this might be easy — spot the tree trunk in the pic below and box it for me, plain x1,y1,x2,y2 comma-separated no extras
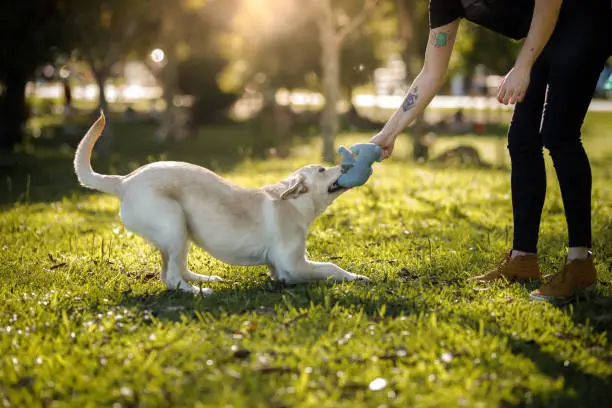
0,67,28,152
157,2,181,143
93,69,113,156
395,0,427,161
319,9,341,163
396,0,416,78
158,52,179,142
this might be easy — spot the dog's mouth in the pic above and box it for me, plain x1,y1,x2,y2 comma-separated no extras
327,166,350,194
327,179,347,194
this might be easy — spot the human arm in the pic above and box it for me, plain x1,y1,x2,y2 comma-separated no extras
497,0,562,104
371,20,459,159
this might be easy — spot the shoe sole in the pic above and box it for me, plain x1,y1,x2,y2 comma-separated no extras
469,275,541,283
529,283,597,304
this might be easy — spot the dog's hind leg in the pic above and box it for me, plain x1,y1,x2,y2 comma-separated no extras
160,251,169,282
120,195,211,295
180,249,224,283
164,239,212,295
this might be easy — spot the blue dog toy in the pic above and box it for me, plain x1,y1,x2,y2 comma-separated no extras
335,143,382,188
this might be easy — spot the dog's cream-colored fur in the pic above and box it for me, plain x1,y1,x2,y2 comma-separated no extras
74,112,368,294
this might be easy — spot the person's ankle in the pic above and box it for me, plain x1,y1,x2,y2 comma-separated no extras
511,249,536,259
567,247,591,262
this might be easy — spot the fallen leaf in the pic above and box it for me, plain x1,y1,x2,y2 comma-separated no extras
49,262,67,270
142,273,157,281
281,313,308,328
233,349,251,359
555,332,574,340
398,268,418,281
13,377,35,389
254,366,295,374
375,259,397,264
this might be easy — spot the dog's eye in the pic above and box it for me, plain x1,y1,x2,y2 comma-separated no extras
318,167,325,173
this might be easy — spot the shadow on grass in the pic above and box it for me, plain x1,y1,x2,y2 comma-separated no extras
503,337,612,408
22,255,595,407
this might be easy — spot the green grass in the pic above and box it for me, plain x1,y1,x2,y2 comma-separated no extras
1,112,612,407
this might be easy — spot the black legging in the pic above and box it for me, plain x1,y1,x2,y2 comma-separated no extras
508,0,612,253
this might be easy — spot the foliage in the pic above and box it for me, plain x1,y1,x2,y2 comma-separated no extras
450,21,522,76
0,1,66,74
219,0,392,95
149,0,241,132
0,0,70,150
177,56,239,125
392,0,429,79
62,0,157,76
218,0,320,92
1,112,612,407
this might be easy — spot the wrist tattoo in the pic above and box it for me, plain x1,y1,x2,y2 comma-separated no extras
432,31,449,48
402,87,419,112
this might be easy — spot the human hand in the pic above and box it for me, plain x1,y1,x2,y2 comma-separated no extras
497,64,531,105
370,132,395,160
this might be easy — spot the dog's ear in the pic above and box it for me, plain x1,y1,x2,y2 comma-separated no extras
280,173,309,200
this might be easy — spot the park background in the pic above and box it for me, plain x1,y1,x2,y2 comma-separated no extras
1,1,612,407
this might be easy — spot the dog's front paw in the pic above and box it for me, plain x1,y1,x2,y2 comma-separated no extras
352,274,370,282
174,281,213,296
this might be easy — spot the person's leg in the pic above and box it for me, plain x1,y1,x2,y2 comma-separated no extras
540,12,611,259
530,1,612,301
470,56,549,282
507,56,550,255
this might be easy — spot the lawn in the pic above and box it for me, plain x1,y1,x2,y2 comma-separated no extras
1,111,611,407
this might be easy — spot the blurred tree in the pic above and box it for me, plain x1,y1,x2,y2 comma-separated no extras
154,0,184,142
394,0,425,79
340,21,380,101
221,0,385,162
450,21,521,78
218,0,323,153
219,1,320,94
0,0,67,151
313,0,379,162
391,2,519,87
62,0,157,154
153,0,239,141
393,0,429,159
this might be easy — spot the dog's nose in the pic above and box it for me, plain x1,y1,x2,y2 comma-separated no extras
340,164,352,174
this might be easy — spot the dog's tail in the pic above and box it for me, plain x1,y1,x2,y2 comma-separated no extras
73,110,123,196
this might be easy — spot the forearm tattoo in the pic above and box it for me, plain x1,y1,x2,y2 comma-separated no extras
431,31,449,48
402,86,419,112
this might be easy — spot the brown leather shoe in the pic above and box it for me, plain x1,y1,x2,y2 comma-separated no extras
530,255,597,303
470,251,541,282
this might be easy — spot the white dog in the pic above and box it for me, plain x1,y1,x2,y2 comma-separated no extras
74,112,368,294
